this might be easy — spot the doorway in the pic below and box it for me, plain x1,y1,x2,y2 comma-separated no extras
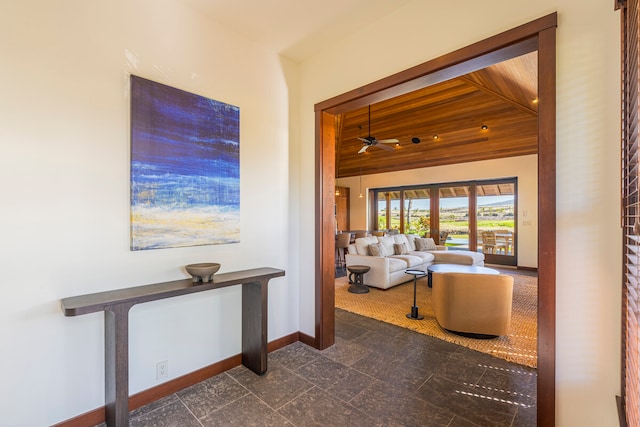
314,14,556,425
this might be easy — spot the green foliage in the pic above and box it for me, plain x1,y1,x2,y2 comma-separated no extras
439,219,514,234
377,202,513,235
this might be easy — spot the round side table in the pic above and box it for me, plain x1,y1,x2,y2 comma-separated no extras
347,265,370,294
405,269,427,320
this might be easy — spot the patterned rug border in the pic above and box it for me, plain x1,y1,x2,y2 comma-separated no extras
335,268,538,368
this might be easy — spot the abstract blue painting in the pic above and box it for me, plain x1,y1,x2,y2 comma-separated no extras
130,75,240,250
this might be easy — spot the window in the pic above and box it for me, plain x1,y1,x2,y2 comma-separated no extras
438,185,470,250
375,191,400,231
372,178,517,265
404,189,431,236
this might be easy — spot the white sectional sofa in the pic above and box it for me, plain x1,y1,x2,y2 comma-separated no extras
345,233,484,289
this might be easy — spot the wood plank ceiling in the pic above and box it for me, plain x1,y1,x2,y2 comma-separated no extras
335,52,538,178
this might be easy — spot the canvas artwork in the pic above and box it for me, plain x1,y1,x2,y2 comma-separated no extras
130,75,240,250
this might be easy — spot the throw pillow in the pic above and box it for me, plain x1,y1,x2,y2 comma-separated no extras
393,243,409,255
368,242,387,257
355,236,378,256
415,237,436,251
377,236,395,257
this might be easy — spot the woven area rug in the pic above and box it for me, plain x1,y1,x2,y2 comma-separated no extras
335,268,538,368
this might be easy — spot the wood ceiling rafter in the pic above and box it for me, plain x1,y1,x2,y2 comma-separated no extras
459,76,537,116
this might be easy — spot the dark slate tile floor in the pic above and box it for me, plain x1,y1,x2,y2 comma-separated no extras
99,309,536,426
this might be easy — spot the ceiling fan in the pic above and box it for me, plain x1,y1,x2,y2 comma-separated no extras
357,105,399,153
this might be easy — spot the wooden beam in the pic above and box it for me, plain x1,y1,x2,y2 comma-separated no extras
459,75,538,116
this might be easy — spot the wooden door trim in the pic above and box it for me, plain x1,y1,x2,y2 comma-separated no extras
314,13,557,426
535,24,557,426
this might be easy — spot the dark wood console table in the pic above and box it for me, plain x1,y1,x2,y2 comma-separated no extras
61,267,285,427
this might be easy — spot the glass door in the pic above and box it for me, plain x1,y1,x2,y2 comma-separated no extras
403,188,430,236
376,191,401,233
437,185,470,250
476,181,516,265
372,179,517,266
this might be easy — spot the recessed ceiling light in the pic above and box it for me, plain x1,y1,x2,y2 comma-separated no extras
481,125,488,130
432,135,439,140
532,98,539,104
411,137,421,144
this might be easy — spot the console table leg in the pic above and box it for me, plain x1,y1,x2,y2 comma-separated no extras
105,303,134,427
241,281,268,375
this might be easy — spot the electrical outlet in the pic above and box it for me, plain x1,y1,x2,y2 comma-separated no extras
156,360,168,380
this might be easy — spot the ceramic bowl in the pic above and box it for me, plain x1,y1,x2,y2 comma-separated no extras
185,263,221,283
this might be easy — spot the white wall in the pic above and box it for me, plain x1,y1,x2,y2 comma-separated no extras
0,1,296,425
298,1,621,425
337,155,538,268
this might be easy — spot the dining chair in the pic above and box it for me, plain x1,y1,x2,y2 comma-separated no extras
481,231,506,254
495,229,513,255
439,230,449,246
335,232,351,269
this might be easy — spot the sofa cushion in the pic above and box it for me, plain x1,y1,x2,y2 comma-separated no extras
393,234,410,247
368,242,388,257
389,254,425,268
377,236,395,256
393,243,409,255
405,234,419,251
407,251,435,263
355,236,378,255
388,257,409,273
416,237,437,251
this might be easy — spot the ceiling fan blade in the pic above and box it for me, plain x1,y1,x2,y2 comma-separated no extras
358,145,369,154
377,138,399,144
376,143,395,151
357,137,370,143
